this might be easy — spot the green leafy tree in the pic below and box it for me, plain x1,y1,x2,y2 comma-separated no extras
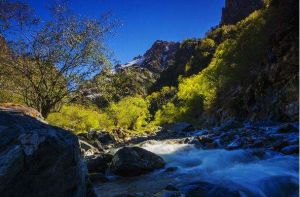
107,96,150,130
0,2,115,117
147,86,177,118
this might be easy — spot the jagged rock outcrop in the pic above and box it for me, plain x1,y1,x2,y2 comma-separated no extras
221,0,264,25
142,40,180,73
116,40,180,73
0,108,90,197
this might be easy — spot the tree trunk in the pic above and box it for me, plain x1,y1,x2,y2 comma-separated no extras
40,103,53,118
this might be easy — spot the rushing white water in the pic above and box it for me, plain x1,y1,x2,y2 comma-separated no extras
95,139,299,197
141,141,299,197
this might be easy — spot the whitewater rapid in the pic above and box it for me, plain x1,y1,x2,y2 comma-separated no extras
141,141,299,197
95,139,298,197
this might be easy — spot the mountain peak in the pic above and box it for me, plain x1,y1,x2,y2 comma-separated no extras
221,0,264,25
115,40,180,73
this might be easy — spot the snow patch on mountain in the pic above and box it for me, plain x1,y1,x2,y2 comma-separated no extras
117,56,145,69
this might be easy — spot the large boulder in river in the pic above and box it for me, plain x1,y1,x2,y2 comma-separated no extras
110,147,165,177
86,153,113,173
0,109,90,197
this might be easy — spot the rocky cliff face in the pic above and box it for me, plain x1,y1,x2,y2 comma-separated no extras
142,40,180,73
221,0,264,25
116,40,180,73
211,0,299,124
0,106,91,197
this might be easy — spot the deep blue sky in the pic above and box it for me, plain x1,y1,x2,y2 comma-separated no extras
26,0,225,64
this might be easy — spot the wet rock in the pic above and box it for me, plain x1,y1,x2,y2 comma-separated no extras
196,135,214,144
165,166,178,172
189,138,203,148
155,191,182,197
226,138,242,150
277,123,298,133
252,139,264,148
283,102,298,120
0,111,88,197
92,139,105,151
110,147,165,177
79,140,101,156
182,182,241,197
281,145,299,155
96,131,116,145
165,185,179,191
249,149,266,159
86,153,113,173
183,137,192,144
114,194,136,197
195,135,219,149
288,138,299,145
78,130,117,151
219,119,243,131
86,179,98,197
88,173,108,183
272,140,289,151
205,142,219,149
220,132,236,146
85,130,117,147
163,122,194,133
114,193,153,197
86,130,96,140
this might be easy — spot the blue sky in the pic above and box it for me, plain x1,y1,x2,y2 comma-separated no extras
27,0,225,64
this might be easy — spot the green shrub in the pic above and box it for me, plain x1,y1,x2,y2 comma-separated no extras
146,86,177,118
154,102,179,124
47,104,113,134
107,96,150,130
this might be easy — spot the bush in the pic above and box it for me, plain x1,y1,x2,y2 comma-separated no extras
154,102,179,124
146,86,177,118
46,104,113,134
107,96,150,130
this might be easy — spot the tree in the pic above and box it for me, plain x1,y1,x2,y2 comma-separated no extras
107,96,150,130
80,66,155,109
0,2,115,117
0,1,37,103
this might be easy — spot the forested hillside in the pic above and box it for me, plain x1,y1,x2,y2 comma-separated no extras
0,0,298,135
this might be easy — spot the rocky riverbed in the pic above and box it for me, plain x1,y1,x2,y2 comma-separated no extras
0,106,298,197
80,121,299,197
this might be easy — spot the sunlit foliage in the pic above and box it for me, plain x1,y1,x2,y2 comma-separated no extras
146,86,177,118
47,104,113,134
107,96,150,130
155,8,275,125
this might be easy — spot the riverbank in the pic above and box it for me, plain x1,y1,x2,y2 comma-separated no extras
81,121,299,197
